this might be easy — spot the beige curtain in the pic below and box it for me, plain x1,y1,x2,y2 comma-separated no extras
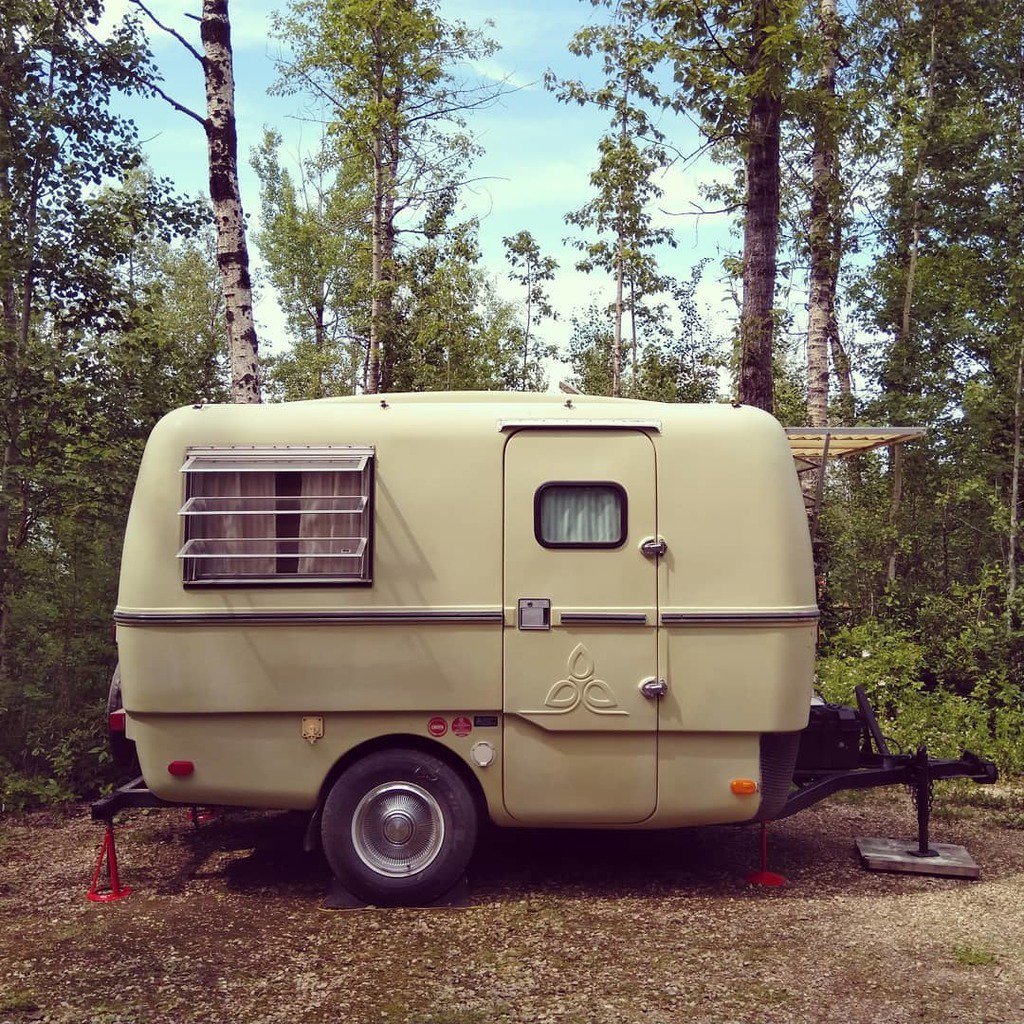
298,470,368,577
189,471,276,578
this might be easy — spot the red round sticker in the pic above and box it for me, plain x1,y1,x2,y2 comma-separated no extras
427,716,448,737
451,716,472,738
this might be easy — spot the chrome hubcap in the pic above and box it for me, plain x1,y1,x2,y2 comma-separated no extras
351,782,445,877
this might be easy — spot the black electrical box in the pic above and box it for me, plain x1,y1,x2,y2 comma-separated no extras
796,702,867,770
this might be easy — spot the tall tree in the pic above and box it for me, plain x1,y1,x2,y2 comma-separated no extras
502,230,558,391
392,217,526,391
656,0,800,411
128,0,260,402
804,0,839,431
251,129,369,399
0,2,195,674
549,0,673,397
566,266,717,401
273,0,504,394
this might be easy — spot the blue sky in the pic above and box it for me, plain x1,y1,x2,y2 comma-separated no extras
102,0,739,378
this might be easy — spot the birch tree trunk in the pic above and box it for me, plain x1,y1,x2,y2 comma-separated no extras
378,132,399,392
739,0,782,414
367,124,383,394
806,0,839,432
201,0,260,403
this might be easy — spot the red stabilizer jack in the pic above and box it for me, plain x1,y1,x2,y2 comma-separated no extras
747,822,788,888
87,821,133,903
186,806,219,827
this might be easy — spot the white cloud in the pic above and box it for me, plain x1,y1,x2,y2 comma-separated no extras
468,58,534,91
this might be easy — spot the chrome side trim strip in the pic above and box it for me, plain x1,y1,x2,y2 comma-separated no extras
559,613,648,625
661,609,820,626
114,609,504,627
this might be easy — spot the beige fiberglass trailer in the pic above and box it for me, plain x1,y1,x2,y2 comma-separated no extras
100,392,995,905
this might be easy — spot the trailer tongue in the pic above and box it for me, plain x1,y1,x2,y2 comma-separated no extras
780,684,997,873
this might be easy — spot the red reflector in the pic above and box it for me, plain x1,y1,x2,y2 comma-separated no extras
167,760,194,777
108,710,126,733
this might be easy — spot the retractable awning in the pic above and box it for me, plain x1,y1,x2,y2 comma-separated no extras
785,426,926,531
785,427,926,475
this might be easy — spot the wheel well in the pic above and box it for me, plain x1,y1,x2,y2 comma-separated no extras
309,734,489,849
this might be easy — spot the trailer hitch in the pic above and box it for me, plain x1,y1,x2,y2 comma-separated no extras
783,687,998,859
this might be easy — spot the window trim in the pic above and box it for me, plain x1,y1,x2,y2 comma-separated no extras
533,481,628,550
179,446,375,588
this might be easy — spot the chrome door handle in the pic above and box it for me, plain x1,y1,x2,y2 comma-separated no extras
640,537,667,558
640,678,668,699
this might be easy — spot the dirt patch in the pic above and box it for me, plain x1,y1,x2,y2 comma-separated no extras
1,788,1023,1024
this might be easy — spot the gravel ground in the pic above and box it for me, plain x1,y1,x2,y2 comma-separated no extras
1,786,1023,1024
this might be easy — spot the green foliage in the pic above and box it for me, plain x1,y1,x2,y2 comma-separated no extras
502,230,559,391
549,0,681,391
817,617,1024,774
566,264,720,401
272,0,506,392
391,218,527,391
251,129,367,399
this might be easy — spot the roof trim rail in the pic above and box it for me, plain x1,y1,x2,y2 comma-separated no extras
497,418,661,432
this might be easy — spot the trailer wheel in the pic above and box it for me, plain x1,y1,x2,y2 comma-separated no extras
321,748,477,906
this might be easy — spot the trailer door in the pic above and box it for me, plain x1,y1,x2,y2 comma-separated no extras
502,429,659,824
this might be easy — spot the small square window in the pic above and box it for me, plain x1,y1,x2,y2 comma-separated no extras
534,482,627,549
178,446,374,585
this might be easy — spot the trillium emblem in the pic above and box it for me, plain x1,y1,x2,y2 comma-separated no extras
526,644,627,716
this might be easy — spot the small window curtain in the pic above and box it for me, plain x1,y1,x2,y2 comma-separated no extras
297,471,369,576
188,472,276,578
540,486,622,545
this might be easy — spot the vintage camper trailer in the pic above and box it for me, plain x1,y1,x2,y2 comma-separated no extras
105,392,991,906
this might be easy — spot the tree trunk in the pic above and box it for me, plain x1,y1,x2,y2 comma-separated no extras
612,235,624,398
739,0,782,414
522,259,532,390
0,15,51,673
886,443,903,584
884,22,935,582
630,277,638,397
367,120,383,395
201,0,260,404
1007,40,1024,628
806,0,838,431
1008,332,1023,622
379,150,399,392
611,97,628,399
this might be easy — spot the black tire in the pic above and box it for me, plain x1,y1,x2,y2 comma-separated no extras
107,665,138,770
321,747,478,907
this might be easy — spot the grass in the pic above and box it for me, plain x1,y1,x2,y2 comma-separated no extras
0,990,39,1014
952,944,998,967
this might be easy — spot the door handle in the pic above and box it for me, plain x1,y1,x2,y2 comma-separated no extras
640,537,667,558
639,678,668,699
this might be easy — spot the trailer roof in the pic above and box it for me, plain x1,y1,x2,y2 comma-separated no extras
786,427,926,474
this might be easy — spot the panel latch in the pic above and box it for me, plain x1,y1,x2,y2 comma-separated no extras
518,598,551,630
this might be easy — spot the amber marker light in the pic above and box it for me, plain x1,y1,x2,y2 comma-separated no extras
730,778,758,795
